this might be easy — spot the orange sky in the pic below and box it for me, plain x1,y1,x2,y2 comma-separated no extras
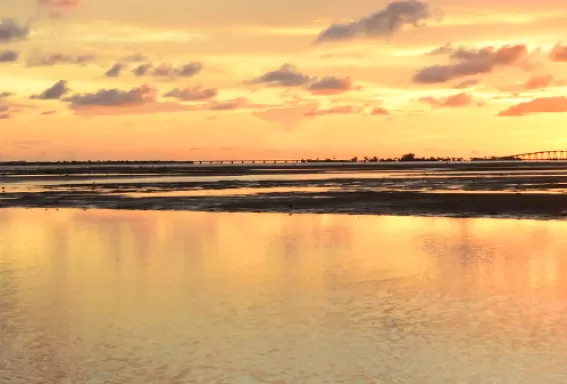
1,0,567,160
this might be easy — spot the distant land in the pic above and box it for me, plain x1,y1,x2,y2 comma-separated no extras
0,153,526,165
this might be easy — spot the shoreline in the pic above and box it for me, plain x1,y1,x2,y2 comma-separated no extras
2,191,567,220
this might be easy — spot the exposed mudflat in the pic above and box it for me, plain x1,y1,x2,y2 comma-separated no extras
2,161,567,219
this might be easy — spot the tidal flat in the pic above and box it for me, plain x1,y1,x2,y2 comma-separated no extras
3,161,567,219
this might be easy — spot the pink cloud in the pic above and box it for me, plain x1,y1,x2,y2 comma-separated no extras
523,74,553,90
38,0,80,9
371,107,389,115
497,97,567,116
418,92,477,108
550,44,567,62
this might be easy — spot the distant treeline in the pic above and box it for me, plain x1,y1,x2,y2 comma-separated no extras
0,160,195,165
1,154,523,165
301,153,468,163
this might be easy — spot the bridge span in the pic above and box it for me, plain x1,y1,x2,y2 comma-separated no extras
193,159,304,165
506,151,567,161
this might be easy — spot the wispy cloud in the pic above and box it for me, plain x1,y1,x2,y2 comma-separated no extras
0,49,18,62
30,80,70,100
315,0,441,43
418,92,480,108
105,63,125,77
0,18,30,44
249,64,312,87
163,86,218,101
65,85,157,106
413,44,529,84
27,53,96,67
132,62,203,78
309,77,360,95
498,97,567,116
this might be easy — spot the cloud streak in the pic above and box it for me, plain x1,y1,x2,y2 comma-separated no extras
413,44,529,84
0,49,18,62
132,62,202,78
105,63,125,77
250,65,361,95
249,64,312,87
0,18,30,44
497,97,567,116
309,77,360,95
315,0,441,43
27,53,95,67
65,85,157,106
418,92,478,108
163,86,218,101
31,80,70,100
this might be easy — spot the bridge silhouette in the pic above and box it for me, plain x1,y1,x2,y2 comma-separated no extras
504,151,567,161
193,159,303,165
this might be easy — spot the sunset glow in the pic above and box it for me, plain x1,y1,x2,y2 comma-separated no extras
2,0,567,160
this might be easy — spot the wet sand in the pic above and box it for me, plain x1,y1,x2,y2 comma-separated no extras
3,161,567,219
2,190,567,219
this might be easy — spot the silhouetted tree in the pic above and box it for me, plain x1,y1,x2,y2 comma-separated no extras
400,153,416,161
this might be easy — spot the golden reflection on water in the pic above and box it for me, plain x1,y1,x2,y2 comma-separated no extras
2,209,567,383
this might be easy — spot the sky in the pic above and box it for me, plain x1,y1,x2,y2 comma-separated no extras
1,0,567,161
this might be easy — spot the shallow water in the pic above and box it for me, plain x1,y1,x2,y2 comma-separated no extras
2,209,567,383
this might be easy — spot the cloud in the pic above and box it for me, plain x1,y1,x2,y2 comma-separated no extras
418,92,477,108
132,63,152,76
453,79,479,89
315,0,441,43
176,62,202,77
0,92,13,98
497,97,567,116
121,53,149,62
27,53,95,67
0,18,30,43
309,76,360,95
523,74,553,90
304,105,357,116
207,97,267,111
64,84,197,115
70,102,193,116
549,44,567,62
0,113,11,119
0,49,18,62
413,44,528,84
65,84,157,106
40,110,57,115
38,0,81,8
132,62,202,78
427,43,453,55
163,86,218,101
249,64,312,87
30,80,70,100
250,65,360,96
105,63,125,77
371,107,390,115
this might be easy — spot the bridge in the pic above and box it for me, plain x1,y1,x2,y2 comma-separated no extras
505,151,567,161
193,159,304,165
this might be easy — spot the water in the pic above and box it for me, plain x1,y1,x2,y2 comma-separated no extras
2,209,567,383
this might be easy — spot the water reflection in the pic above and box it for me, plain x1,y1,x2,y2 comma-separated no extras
2,209,567,383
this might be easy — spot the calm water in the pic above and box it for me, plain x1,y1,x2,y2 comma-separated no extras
2,209,567,383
